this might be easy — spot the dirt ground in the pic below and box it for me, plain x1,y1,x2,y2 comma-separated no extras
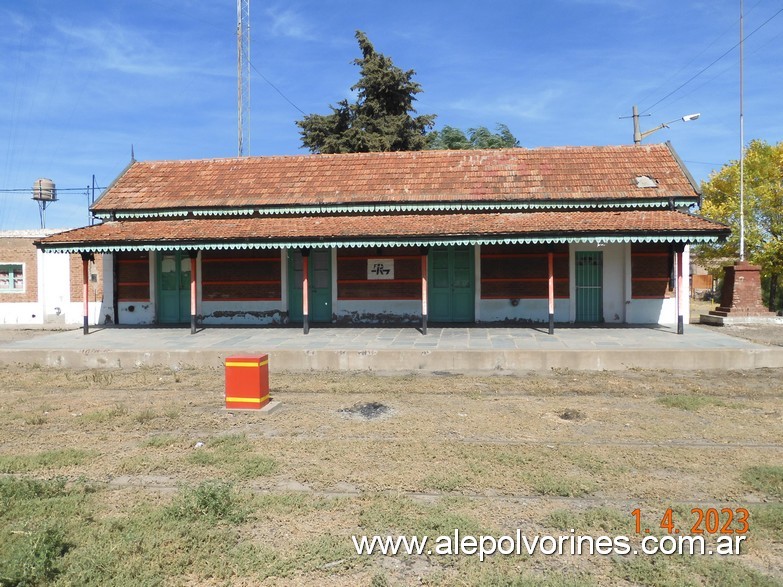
0,364,781,585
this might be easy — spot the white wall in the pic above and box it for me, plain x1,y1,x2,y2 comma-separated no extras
1,251,106,326
201,301,287,325
479,299,569,323
0,302,45,325
334,300,421,324
625,246,690,325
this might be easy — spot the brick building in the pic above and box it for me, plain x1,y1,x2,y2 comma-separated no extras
36,144,729,333
1,230,104,325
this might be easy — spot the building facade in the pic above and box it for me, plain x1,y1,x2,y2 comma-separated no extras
36,145,729,332
1,230,104,325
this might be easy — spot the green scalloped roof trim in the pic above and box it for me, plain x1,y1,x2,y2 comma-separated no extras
41,233,722,254
93,198,698,220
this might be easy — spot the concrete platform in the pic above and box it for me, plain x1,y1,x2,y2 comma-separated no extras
1,323,781,372
700,313,783,326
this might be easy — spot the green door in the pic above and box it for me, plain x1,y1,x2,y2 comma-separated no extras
158,252,191,324
575,251,603,323
428,246,474,322
288,250,332,323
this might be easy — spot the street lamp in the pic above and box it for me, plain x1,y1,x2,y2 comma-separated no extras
628,105,700,144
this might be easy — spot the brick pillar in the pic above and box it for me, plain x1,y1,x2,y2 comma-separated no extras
710,261,775,318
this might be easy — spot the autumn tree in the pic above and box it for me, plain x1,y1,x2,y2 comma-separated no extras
296,31,435,153
696,139,783,310
427,124,520,150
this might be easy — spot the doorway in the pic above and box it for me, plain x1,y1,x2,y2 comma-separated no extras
575,251,603,322
157,252,191,324
428,246,475,322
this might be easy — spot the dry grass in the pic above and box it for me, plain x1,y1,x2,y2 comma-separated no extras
0,366,782,585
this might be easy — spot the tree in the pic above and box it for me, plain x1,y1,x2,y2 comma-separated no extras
696,139,783,310
427,124,520,150
296,31,436,153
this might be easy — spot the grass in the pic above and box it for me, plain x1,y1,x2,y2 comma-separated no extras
546,507,631,534
656,394,726,411
185,433,279,480
23,413,48,426
422,473,466,492
749,504,783,540
741,465,783,498
616,556,780,587
528,473,596,498
133,408,158,425
0,449,95,473
0,367,782,584
141,434,180,448
166,481,246,523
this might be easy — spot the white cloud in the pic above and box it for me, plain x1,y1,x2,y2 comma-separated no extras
265,7,316,41
0,8,31,33
52,21,229,78
446,87,567,122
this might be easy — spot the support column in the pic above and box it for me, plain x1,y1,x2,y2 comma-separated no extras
420,247,428,335
675,244,685,335
80,252,94,335
189,250,198,334
548,249,555,335
302,249,310,335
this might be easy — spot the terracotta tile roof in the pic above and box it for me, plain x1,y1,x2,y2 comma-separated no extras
92,145,699,212
39,210,728,248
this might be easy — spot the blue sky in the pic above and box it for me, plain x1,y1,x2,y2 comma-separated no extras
1,0,781,230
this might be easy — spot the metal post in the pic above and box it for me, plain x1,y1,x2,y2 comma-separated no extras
80,252,93,335
189,251,198,334
302,250,310,334
421,249,428,335
739,0,746,262
548,249,555,334
675,246,684,335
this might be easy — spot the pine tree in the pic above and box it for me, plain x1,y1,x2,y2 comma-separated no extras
296,31,435,153
427,124,520,150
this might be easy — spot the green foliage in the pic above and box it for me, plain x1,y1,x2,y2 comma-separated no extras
696,139,783,308
0,526,69,586
428,123,520,150
657,394,726,411
166,482,246,523
296,31,435,153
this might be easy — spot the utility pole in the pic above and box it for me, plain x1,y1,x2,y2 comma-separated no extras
739,0,746,261
632,105,643,145
237,0,250,156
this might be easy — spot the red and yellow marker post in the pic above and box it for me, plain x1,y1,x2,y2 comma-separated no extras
224,354,270,410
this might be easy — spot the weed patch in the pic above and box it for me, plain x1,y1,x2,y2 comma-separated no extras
0,449,95,473
656,394,725,411
742,465,783,498
166,482,246,523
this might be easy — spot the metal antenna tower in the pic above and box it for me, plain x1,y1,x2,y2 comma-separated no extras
237,0,250,156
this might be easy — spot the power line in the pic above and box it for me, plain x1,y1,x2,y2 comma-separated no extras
247,58,306,115
634,0,765,112
0,187,106,193
641,6,783,114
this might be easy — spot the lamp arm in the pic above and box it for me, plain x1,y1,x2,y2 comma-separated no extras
639,123,670,141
